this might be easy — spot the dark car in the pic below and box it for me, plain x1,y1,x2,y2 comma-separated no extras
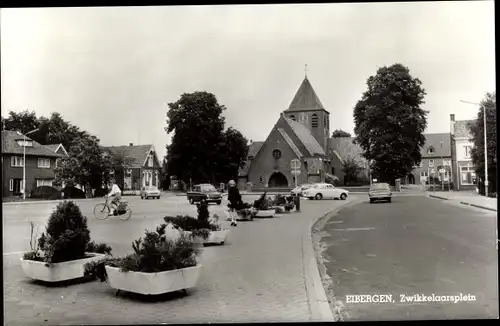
369,183,392,203
187,184,222,205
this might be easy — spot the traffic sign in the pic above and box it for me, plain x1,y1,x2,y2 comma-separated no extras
290,159,301,170
291,170,301,176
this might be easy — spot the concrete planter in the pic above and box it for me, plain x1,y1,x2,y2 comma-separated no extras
105,264,202,295
255,209,276,218
20,252,106,282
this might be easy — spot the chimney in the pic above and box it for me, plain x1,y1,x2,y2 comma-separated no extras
450,114,455,135
129,143,133,146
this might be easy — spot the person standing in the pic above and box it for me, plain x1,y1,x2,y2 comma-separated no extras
227,180,242,226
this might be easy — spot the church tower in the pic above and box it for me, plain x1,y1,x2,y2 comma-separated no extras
283,75,330,152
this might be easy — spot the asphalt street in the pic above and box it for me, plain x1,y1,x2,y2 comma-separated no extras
318,195,498,321
3,193,358,324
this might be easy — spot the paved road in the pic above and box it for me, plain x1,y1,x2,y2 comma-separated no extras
317,195,498,321
3,194,360,325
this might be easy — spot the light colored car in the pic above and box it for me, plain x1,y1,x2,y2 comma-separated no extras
140,186,161,199
302,183,349,200
291,183,313,196
369,183,392,203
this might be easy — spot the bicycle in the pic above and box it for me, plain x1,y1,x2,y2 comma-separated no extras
94,197,132,220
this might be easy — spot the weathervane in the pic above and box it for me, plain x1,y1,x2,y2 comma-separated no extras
305,64,308,78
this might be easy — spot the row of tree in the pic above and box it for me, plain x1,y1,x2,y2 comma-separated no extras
1,111,128,195
165,91,249,187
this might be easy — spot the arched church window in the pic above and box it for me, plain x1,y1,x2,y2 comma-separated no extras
290,115,296,121
428,146,435,155
312,114,318,128
324,116,327,128
304,161,308,172
331,167,335,175
272,149,282,159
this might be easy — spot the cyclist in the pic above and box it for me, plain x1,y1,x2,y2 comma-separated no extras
106,179,122,215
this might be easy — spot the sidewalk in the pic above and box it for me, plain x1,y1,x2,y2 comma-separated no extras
3,198,358,324
428,191,497,212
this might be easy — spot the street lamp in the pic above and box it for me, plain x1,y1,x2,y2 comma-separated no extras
460,100,488,197
23,128,39,200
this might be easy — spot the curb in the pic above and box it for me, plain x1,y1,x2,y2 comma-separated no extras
428,194,449,200
459,201,497,212
2,198,98,206
302,199,362,322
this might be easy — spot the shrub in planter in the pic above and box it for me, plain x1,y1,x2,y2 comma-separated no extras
253,192,273,210
275,206,284,214
163,201,220,240
84,224,202,295
21,201,112,282
272,194,287,206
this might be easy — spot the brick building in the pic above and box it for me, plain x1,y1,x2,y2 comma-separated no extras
237,76,367,190
450,114,477,191
1,130,67,198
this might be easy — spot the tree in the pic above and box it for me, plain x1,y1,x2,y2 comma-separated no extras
1,110,40,134
331,129,351,138
468,92,497,195
353,63,428,183
165,91,248,186
214,127,249,182
342,156,363,185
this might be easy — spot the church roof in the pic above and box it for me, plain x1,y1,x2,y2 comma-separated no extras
284,117,325,156
285,77,325,112
238,141,264,177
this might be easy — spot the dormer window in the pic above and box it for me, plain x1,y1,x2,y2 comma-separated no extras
290,115,296,121
248,156,254,160
427,146,435,155
16,140,33,147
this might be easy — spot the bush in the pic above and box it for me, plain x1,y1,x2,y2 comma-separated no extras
163,213,219,240
62,186,86,199
23,201,112,264
196,200,210,223
273,194,287,206
30,186,61,200
253,192,273,210
84,224,201,282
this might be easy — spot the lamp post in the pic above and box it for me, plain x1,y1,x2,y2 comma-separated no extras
23,128,39,199
460,100,488,197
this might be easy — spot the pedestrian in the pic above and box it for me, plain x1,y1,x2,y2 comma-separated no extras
227,180,242,227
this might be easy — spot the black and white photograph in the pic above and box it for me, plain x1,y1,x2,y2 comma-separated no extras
1,1,497,324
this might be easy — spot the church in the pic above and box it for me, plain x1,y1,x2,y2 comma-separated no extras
237,75,370,190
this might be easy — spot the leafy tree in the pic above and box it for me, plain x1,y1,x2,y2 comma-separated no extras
331,129,351,138
1,110,40,134
342,156,363,185
468,92,497,194
353,63,428,183
166,91,248,185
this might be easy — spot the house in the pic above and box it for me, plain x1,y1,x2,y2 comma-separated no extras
450,114,477,190
1,130,68,198
238,76,335,190
101,143,162,191
409,133,452,186
328,137,370,185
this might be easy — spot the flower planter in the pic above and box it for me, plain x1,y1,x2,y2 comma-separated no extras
255,209,276,218
236,209,254,221
105,264,202,295
20,252,106,282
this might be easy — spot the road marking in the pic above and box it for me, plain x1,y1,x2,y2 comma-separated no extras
328,221,344,224
331,228,376,231
3,251,26,256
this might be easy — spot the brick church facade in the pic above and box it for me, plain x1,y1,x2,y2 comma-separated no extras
238,76,369,190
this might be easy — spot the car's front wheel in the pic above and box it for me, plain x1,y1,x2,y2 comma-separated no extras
387,198,392,203
315,193,323,200
340,193,347,200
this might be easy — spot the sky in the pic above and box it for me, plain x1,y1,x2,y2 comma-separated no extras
1,2,495,158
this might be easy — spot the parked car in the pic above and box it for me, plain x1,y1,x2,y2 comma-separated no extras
369,182,392,203
187,184,222,205
291,183,313,196
140,186,161,199
302,183,349,200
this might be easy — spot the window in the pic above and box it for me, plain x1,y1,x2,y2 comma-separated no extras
331,167,335,175
290,115,296,121
248,155,254,160
312,114,318,128
464,145,472,158
11,156,24,167
16,140,33,147
36,179,53,187
272,149,281,159
427,146,435,155
38,158,51,168
148,155,153,167
420,171,428,177
443,159,451,166
9,179,13,191
428,159,434,167
324,116,327,128
460,165,476,185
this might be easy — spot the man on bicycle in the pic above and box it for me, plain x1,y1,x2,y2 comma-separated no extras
106,179,122,215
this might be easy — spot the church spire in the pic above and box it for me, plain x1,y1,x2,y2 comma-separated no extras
285,73,325,112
